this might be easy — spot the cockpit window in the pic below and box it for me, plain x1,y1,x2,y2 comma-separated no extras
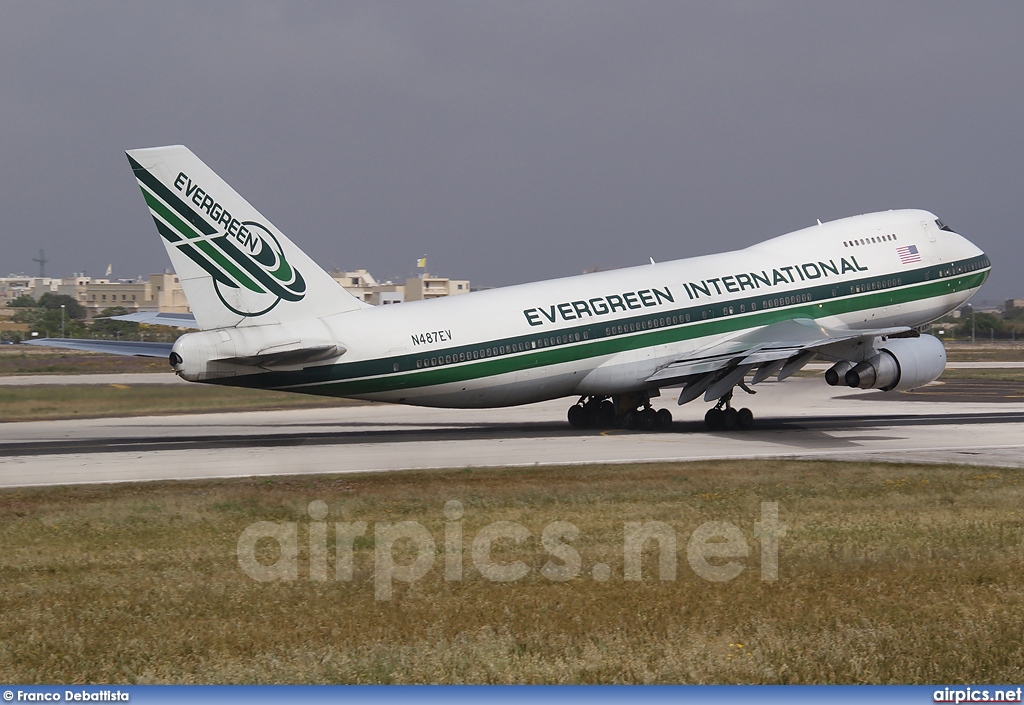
935,219,956,233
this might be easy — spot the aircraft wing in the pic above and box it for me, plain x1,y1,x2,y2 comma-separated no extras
647,318,913,402
22,337,344,369
108,311,199,328
22,338,175,358
19,313,195,359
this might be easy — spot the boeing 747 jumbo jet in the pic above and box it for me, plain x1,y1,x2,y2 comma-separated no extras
32,146,991,431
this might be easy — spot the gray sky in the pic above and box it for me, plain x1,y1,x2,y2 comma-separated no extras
2,2,1021,300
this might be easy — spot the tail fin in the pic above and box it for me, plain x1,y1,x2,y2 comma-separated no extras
126,145,367,330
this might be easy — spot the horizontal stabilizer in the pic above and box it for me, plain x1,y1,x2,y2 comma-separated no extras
23,338,174,358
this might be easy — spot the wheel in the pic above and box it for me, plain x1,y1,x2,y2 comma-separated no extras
704,408,723,431
637,408,657,431
582,403,601,428
598,400,616,428
737,407,754,430
722,407,739,431
655,408,673,430
567,404,586,428
618,410,637,430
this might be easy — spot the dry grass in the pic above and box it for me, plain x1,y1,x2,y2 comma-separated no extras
1,460,1022,684
936,368,1024,383
0,385,362,422
944,341,1024,362
0,347,168,375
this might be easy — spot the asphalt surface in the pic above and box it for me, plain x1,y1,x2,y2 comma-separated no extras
2,376,1024,488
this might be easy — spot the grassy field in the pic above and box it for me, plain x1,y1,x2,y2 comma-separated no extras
0,384,361,422
0,346,169,375
1,460,1022,684
935,368,1024,383
944,341,1024,362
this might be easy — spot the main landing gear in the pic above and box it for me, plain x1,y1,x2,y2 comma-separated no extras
703,391,754,432
567,394,673,431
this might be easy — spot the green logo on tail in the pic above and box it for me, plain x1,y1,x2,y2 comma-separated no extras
129,156,306,317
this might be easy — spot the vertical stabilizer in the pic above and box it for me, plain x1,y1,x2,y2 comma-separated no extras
127,145,367,330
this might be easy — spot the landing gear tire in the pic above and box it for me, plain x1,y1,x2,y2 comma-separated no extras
570,394,673,432
704,408,723,431
637,407,657,431
655,408,673,430
568,404,586,428
618,410,637,430
737,407,754,430
705,406,754,432
722,407,739,431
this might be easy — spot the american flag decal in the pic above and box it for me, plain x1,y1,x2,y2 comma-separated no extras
896,244,921,264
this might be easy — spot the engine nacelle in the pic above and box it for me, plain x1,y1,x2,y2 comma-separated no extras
169,322,342,381
843,334,946,391
825,360,854,386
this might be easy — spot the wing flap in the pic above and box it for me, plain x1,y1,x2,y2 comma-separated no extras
647,319,912,387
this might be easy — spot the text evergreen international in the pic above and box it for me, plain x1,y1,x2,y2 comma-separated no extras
522,256,868,326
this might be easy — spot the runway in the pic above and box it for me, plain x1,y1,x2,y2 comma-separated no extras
2,376,1024,488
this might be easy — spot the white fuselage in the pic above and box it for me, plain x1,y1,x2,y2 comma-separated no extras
187,210,987,408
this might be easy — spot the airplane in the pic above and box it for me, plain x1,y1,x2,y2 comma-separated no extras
30,145,991,431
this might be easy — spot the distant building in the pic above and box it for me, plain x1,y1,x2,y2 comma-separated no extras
404,273,470,301
0,272,189,320
0,275,56,304
330,269,470,305
149,273,190,314
74,278,149,318
4,264,471,318
1006,299,1024,311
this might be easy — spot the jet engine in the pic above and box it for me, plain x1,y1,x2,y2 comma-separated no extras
833,334,946,391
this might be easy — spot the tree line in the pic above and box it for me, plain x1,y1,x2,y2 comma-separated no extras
2,294,182,343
